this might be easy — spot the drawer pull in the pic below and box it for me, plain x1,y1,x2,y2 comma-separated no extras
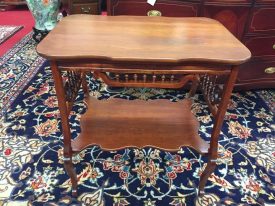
81,7,91,14
147,10,162,16
265,67,275,74
273,44,275,50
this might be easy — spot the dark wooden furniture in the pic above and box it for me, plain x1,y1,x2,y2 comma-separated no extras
0,0,26,11
66,0,101,14
36,15,251,196
107,0,275,90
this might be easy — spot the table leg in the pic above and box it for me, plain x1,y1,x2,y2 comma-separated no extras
198,66,239,195
188,75,200,98
50,61,78,196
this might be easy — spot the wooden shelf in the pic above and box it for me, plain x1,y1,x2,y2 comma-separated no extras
72,96,209,153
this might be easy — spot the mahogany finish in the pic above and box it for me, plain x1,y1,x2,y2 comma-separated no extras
37,15,250,64
238,59,275,89
108,0,200,17
37,15,251,197
107,0,275,90
244,35,275,57
203,5,249,39
66,0,101,14
0,0,25,11
73,97,209,153
249,6,275,33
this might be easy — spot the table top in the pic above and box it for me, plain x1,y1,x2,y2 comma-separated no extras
37,15,251,65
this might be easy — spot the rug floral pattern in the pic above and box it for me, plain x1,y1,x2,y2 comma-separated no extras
0,34,274,206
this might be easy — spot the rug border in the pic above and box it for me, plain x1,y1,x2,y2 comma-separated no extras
0,32,32,64
256,90,275,114
0,25,24,45
0,32,45,119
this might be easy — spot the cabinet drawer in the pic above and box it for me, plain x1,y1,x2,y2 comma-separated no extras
255,0,275,4
204,0,252,5
249,7,275,33
72,0,97,4
203,5,249,39
71,2,99,14
244,36,275,57
238,60,275,82
108,0,199,17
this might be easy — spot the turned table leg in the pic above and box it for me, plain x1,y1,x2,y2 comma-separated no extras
50,61,78,196
188,75,200,98
198,66,239,195
64,156,78,196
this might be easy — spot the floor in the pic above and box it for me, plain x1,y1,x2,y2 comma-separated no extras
0,6,33,56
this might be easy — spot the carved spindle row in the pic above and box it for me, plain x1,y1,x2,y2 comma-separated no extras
109,73,179,84
64,71,82,102
200,74,221,105
210,75,217,103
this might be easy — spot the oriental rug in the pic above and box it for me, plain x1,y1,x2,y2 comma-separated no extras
0,25,23,45
0,34,274,206
0,32,45,118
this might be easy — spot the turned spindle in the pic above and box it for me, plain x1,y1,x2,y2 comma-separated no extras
115,74,120,82
134,74,138,82
201,74,207,89
205,75,210,95
207,77,213,97
153,74,156,83
170,75,174,82
210,75,218,103
161,75,165,83
143,74,147,82
125,74,129,82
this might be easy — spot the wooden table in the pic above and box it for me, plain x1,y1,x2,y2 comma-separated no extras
36,15,251,197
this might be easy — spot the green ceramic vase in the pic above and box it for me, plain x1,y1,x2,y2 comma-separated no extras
26,0,60,31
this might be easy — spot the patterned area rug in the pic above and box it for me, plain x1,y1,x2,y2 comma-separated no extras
0,25,23,45
256,90,275,114
1,35,274,206
0,33,45,118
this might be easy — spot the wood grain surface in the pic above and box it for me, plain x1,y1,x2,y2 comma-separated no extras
37,15,251,65
72,97,209,153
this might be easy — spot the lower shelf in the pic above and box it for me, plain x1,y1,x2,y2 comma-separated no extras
72,96,209,154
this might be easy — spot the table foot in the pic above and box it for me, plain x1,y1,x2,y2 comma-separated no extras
198,159,217,194
64,157,78,196
198,190,205,197
72,189,78,197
